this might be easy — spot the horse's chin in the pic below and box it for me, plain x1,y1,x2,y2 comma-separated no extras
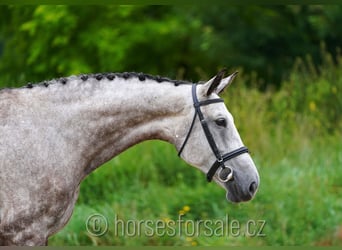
225,189,255,203
226,191,241,203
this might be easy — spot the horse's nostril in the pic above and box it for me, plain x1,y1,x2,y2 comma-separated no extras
249,181,257,194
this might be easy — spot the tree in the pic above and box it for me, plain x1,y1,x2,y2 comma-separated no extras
1,5,341,88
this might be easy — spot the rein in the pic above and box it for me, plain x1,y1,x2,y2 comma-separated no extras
178,84,249,182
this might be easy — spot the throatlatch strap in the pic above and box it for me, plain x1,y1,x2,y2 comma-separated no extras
177,111,197,157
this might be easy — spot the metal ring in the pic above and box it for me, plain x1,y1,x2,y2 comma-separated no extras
217,166,234,183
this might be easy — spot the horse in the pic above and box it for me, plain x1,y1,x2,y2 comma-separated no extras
0,70,259,245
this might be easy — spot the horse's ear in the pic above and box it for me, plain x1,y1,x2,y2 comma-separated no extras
202,69,238,96
215,71,238,94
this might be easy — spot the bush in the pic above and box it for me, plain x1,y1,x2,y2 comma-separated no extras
274,44,342,134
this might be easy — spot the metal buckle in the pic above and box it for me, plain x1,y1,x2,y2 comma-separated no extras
217,166,234,183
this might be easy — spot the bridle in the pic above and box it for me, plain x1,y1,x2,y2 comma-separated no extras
178,84,249,183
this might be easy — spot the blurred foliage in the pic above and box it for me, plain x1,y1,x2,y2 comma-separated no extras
1,5,342,87
0,5,205,85
275,43,342,133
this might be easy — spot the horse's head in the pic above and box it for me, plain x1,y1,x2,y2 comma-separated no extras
177,70,259,202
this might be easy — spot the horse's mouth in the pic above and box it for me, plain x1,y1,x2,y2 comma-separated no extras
226,190,253,203
225,180,258,203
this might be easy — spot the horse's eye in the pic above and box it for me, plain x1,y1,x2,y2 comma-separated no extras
215,118,227,127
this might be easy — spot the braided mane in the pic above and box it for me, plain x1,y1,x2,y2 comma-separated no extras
22,72,191,89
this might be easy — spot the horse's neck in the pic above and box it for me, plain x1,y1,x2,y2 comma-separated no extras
28,77,190,175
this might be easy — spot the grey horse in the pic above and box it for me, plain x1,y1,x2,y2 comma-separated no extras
0,71,259,245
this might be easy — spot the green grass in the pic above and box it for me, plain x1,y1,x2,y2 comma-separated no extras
49,135,342,246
